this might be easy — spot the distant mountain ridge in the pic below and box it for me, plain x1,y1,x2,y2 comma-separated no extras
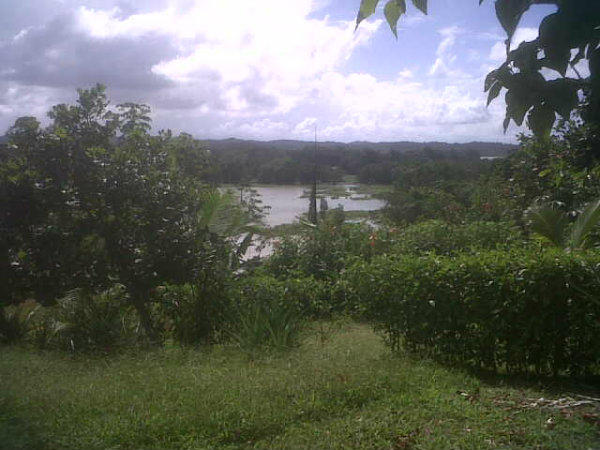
0,134,518,157
201,138,517,157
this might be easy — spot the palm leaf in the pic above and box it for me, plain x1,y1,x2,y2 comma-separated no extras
569,198,600,250
527,205,569,248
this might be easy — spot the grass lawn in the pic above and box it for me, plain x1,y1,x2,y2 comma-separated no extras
1,322,598,449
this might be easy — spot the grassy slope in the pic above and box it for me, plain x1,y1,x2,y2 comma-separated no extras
1,323,598,450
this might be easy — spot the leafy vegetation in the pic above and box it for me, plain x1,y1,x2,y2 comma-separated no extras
527,198,600,250
205,139,499,185
2,81,600,447
0,85,231,343
392,219,524,255
356,0,600,136
345,249,600,376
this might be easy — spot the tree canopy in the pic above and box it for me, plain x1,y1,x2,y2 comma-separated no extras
0,84,225,340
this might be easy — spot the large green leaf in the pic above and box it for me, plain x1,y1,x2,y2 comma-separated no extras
538,13,570,75
544,79,579,118
487,81,502,106
526,205,568,248
505,89,531,126
508,40,540,72
484,71,497,92
569,198,600,250
527,104,555,137
384,0,406,37
495,0,532,40
411,0,427,14
356,0,380,28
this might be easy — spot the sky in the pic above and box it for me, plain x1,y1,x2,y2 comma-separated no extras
0,0,558,143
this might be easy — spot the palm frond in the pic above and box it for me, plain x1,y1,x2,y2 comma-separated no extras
526,205,569,248
198,189,226,231
569,198,600,250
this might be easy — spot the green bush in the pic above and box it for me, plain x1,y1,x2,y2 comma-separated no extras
0,300,39,344
265,222,393,280
35,286,137,352
393,220,525,256
228,276,304,352
384,187,465,224
158,279,229,345
344,249,600,376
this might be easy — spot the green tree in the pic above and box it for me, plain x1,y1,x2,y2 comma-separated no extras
356,0,600,136
1,85,223,342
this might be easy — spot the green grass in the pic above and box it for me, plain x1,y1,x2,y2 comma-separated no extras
300,184,352,199
299,183,392,200
1,322,598,449
348,184,392,199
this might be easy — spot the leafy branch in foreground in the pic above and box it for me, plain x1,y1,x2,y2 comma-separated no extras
355,0,600,136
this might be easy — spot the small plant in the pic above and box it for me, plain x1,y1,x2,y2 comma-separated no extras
159,279,229,345
231,299,303,354
0,300,39,344
228,277,304,353
44,285,136,352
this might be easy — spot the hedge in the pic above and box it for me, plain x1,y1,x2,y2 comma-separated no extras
344,249,600,376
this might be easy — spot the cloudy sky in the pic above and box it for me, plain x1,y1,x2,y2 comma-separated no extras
0,0,556,142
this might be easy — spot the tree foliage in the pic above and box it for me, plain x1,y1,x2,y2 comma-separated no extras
356,0,600,136
0,84,224,341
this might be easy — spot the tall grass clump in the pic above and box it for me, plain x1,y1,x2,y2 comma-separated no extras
158,278,229,345
344,249,600,376
228,276,305,353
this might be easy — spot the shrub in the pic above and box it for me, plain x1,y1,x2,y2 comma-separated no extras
264,222,393,280
38,285,137,352
393,220,525,256
158,279,229,345
344,249,600,376
384,187,465,224
0,300,39,344
228,276,304,352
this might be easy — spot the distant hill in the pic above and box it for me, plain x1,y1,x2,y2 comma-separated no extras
0,133,517,158
201,138,517,158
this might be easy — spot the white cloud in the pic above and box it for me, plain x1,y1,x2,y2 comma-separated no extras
428,26,468,78
0,0,524,142
76,0,381,117
221,118,289,138
290,69,512,142
489,41,506,62
293,117,318,135
436,26,462,57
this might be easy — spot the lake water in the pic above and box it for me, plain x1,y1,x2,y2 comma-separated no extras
232,183,386,259
249,184,385,227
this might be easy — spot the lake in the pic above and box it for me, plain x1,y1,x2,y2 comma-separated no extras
247,184,386,227
234,184,386,259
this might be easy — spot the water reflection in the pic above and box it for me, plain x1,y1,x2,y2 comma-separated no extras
249,184,385,227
